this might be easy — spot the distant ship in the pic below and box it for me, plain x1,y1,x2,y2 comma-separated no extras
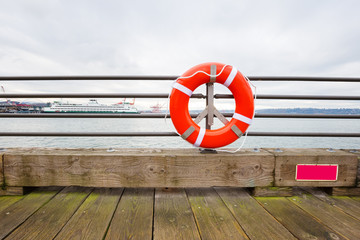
42,99,138,113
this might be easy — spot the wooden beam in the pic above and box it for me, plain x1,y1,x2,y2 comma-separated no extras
269,148,358,187
0,152,3,187
3,148,274,188
250,187,293,197
0,187,24,196
330,187,360,196
343,149,360,187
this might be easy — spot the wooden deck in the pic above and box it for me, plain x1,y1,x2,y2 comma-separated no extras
1,187,360,239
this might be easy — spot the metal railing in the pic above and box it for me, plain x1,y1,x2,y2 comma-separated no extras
0,75,359,138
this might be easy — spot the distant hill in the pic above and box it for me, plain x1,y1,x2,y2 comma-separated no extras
256,108,360,114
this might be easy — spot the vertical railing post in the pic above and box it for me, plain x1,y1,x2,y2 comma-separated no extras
206,65,216,129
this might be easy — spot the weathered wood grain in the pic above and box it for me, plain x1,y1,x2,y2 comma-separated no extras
268,148,358,187
343,149,360,187
153,188,201,240
289,193,360,239
331,187,360,196
251,187,293,197
105,188,154,240
256,197,346,240
331,196,360,221
351,196,360,203
302,187,360,221
0,152,3,186
216,187,296,240
6,186,92,240
54,188,123,240
4,148,274,187
0,187,62,239
186,188,249,240
0,186,24,196
0,195,24,212
2,186,360,239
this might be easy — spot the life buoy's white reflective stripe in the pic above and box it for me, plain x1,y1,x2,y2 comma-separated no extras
194,127,206,147
223,66,238,87
233,113,252,125
172,82,193,97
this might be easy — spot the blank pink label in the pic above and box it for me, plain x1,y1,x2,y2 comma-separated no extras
296,164,338,181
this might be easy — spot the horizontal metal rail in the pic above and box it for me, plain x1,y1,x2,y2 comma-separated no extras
215,94,360,100
0,93,179,98
0,113,359,119
0,75,358,140
0,132,359,137
1,93,359,100
0,76,360,82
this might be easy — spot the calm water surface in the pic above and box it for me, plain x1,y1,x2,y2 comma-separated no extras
0,118,359,149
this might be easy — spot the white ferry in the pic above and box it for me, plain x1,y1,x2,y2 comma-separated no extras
42,99,138,113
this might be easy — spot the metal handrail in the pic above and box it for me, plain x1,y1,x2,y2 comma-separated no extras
0,113,359,119
0,75,359,138
1,75,360,82
0,132,359,137
1,93,359,100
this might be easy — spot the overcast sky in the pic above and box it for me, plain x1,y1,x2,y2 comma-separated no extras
0,0,359,110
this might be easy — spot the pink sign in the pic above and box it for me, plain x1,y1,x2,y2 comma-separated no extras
296,164,338,181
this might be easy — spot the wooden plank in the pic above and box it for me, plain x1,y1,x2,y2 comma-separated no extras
6,186,92,240
256,197,346,240
303,187,360,221
289,193,360,239
54,188,123,240
301,187,337,205
331,187,360,196
216,188,296,240
153,188,201,240
343,149,360,187
105,188,154,240
186,188,249,240
0,187,62,239
0,187,24,196
4,148,274,188
0,152,3,186
251,187,293,197
331,196,360,221
269,148,358,187
0,195,24,212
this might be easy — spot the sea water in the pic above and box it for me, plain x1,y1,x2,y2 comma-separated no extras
0,118,359,149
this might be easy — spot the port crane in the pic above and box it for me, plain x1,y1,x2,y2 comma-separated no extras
1,85,6,100
150,102,165,113
1,85,10,103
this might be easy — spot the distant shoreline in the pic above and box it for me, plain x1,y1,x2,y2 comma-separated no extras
1,108,359,115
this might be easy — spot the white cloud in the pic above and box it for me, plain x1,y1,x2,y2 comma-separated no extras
0,0,359,109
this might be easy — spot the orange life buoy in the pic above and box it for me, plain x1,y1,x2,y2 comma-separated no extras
170,62,254,148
